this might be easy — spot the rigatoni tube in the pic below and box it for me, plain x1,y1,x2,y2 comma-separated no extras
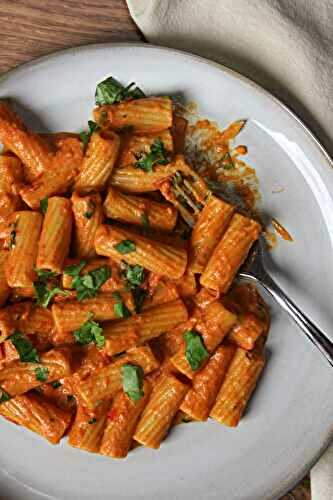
100,381,152,458
104,187,177,232
52,292,134,334
190,195,234,273
5,211,43,287
94,224,187,279
94,97,173,134
76,346,159,409
71,192,103,258
74,131,120,193
180,344,236,421
0,393,71,444
37,197,72,273
133,374,189,449
102,299,188,355
200,213,261,293
210,348,265,426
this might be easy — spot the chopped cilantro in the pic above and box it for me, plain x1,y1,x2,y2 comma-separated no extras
65,262,111,301
132,287,147,313
122,263,145,288
0,387,10,404
40,196,48,214
121,364,144,401
95,76,145,106
184,330,209,371
135,139,169,173
88,418,97,424
73,317,105,348
84,200,95,219
33,281,68,308
79,120,99,149
114,240,136,254
141,212,150,232
9,331,40,363
113,298,132,319
35,366,49,382
64,260,87,277
51,380,62,389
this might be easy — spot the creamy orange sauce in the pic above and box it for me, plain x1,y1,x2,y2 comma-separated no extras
272,218,293,241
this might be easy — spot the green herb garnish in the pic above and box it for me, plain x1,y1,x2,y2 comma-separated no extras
64,262,111,301
121,364,144,401
79,120,99,149
132,287,147,313
40,197,48,214
184,330,209,371
35,366,49,382
114,240,136,254
135,139,169,173
51,380,62,389
95,76,145,106
0,387,10,404
9,331,40,363
113,292,132,319
122,263,145,288
88,418,97,424
141,212,150,233
73,316,105,348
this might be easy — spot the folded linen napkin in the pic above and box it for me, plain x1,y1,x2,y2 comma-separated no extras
126,1,333,499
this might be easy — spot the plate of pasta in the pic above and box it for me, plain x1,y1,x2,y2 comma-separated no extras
0,43,332,500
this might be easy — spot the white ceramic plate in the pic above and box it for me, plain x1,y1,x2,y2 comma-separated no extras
0,44,332,500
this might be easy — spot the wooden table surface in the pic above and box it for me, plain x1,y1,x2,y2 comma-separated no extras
0,1,311,499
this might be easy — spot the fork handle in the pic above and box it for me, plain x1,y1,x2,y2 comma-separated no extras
247,272,333,367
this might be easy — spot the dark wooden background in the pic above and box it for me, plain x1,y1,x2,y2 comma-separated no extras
0,1,310,498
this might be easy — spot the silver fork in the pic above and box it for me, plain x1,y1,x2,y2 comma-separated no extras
239,237,333,367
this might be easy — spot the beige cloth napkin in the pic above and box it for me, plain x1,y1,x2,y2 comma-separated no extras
126,1,333,499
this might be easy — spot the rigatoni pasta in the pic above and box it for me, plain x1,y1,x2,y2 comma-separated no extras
75,131,120,193
103,186,177,232
0,75,271,459
37,197,72,273
94,224,187,279
5,211,43,287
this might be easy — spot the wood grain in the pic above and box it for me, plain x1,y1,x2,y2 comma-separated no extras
0,1,311,499
0,0,142,74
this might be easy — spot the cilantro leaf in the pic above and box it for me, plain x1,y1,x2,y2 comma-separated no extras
123,264,145,288
33,282,68,308
9,331,40,363
51,380,62,389
79,120,99,149
184,330,209,371
0,387,10,404
88,418,97,424
113,297,132,319
114,240,136,254
71,266,111,301
35,366,49,382
132,287,147,313
121,364,144,401
35,269,58,281
74,317,105,348
64,260,87,277
135,138,170,173
40,197,48,214
95,76,145,106
141,213,150,233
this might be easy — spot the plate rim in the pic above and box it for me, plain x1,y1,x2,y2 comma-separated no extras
0,41,332,500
